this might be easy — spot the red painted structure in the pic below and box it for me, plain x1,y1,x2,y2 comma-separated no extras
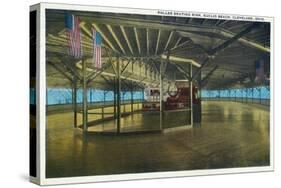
165,86,200,110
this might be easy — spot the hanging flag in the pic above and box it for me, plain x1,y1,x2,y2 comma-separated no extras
255,59,265,84
64,12,83,59
92,28,102,68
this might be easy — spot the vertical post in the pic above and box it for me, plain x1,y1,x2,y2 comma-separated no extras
123,93,126,113
116,58,121,133
242,88,246,103
102,91,106,120
101,106,104,121
159,60,164,130
113,77,116,118
141,88,144,109
241,89,243,103
73,77,77,128
103,90,106,105
89,89,92,103
131,63,134,113
246,88,248,103
259,87,262,104
198,71,202,123
244,89,246,103
131,82,134,113
123,100,126,113
190,64,193,126
82,59,88,132
252,87,254,104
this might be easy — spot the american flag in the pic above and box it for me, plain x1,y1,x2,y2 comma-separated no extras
64,12,83,59
255,59,265,83
92,28,102,68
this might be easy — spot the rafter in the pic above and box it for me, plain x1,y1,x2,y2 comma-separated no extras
173,37,182,49
155,30,161,55
174,64,190,80
146,28,149,55
192,23,260,81
48,61,73,82
201,65,219,87
164,31,174,51
80,15,269,53
80,22,92,37
169,40,191,52
92,23,119,53
106,25,126,54
134,27,141,55
120,26,134,55
51,52,82,80
87,61,112,83
121,60,131,74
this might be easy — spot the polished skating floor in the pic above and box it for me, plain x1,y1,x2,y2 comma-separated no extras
46,101,270,178
87,109,190,132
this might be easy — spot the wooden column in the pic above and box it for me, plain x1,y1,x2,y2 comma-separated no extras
252,87,254,103
73,77,77,128
116,58,121,133
159,60,163,130
113,77,116,119
131,81,134,113
190,64,193,126
82,59,88,132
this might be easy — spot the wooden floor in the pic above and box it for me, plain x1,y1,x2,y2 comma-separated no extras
46,101,270,178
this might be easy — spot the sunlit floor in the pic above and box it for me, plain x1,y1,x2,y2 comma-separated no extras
46,101,270,178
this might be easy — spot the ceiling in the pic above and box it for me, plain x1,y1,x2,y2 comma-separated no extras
45,9,270,91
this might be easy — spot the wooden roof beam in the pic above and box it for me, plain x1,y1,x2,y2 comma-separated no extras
82,16,269,53
134,27,141,55
192,23,260,81
120,26,134,55
164,31,174,51
106,25,126,54
146,28,149,55
155,30,161,55
92,23,120,53
173,37,182,49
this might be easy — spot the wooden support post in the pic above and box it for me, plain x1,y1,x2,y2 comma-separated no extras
241,89,243,103
242,89,244,102
116,58,121,133
123,93,126,113
142,88,144,109
159,60,164,130
113,77,116,119
82,59,88,132
101,107,104,121
73,77,77,128
190,64,193,126
102,91,106,120
246,88,248,103
198,71,202,123
252,87,254,103
259,87,262,104
103,90,106,105
131,81,134,113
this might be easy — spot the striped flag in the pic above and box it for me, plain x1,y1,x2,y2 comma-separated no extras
64,12,83,59
92,28,102,68
255,59,265,83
